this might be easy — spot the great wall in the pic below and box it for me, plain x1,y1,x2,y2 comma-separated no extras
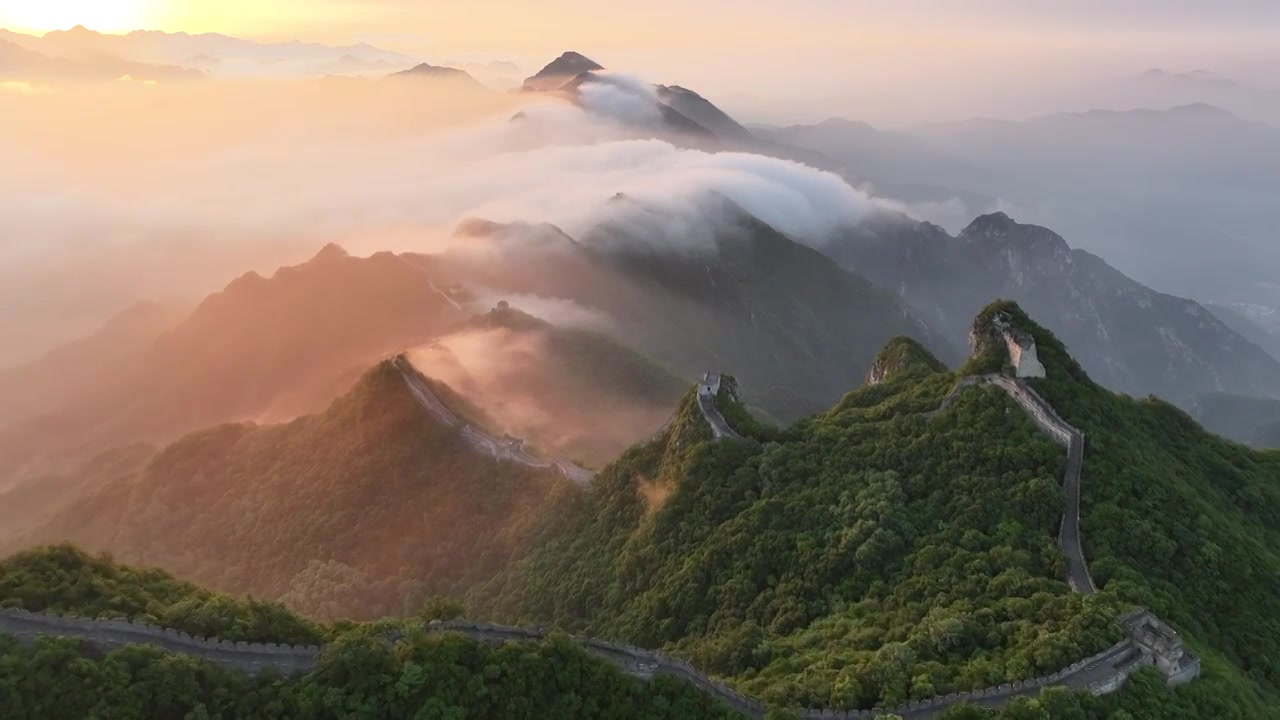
393,354,596,486
1,332,1200,718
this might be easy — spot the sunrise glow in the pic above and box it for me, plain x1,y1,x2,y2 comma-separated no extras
0,0,155,33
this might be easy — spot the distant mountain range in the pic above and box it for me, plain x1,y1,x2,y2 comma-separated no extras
0,25,416,77
388,62,481,85
763,104,1280,317
434,195,948,420
832,210,1280,406
0,35,203,83
0,246,467,483
0,26,524,83
1190,392,1280,448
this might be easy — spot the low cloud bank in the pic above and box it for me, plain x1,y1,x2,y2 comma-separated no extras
1,72,896,360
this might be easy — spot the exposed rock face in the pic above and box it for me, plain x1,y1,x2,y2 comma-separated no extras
830,210,1280,406
993,315,1047,378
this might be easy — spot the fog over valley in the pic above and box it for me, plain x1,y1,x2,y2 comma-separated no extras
2,5,1280,720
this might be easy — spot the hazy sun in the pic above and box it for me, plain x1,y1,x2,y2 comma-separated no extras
1,0,153,33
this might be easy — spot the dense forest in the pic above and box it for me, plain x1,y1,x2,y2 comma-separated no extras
0,549,740,720
0,546,1258,720
4,302,1280,718
466,303,1280,717
472,337,1118,710
6,362,570,621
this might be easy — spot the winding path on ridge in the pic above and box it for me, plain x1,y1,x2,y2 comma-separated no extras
1,369,1155,720
393,358,744,486
393,355,596,486
935,374,1096,594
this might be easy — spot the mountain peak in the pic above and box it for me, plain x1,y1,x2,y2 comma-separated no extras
390,62,477,83
960,212,1073,263
866,336,947,385
523,51,604,91
311,243,350,262
961,211,1015,234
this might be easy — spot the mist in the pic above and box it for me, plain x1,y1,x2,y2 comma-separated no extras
0,70,894,365
406,322,682,467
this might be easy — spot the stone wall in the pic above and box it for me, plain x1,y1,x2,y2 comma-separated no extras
696,372,744,440
0,607,1173,720
935,373,1094,592
0,608,319,676
393,355,595,486
0,365,1198,717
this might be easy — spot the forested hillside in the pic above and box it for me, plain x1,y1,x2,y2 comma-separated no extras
0,246,466,483
10,362,569,621
5,303,1280,719
0,548,740,720
469,302,1280,717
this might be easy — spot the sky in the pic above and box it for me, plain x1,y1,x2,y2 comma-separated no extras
0,0,1274,122
4,1,1279,65
1,1,1279,122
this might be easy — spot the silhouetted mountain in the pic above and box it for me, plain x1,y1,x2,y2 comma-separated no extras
15,361,566,620
752,117,1000,215
828,210,1280,406
522,51,603,91
388,62,480,85
0,36,202,83
654,85,754,142
1,26,417,78
438,196,950,419
0,301,182,430
0,246,466,483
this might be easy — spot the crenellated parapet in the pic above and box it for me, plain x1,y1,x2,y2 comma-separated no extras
0,608,319,675
1,354,1199,717
393,354,596,486
696,371,744,440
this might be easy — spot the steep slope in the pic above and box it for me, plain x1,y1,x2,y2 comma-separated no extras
655,85,755,142
829,211,1280,407
436,198,950,419
411,303,687,466
0,301,181,429
471,302,1280,717
0,444,154,542
12,360,566,621
522,50,604,91
0,245,466,482
972,302,1280,714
